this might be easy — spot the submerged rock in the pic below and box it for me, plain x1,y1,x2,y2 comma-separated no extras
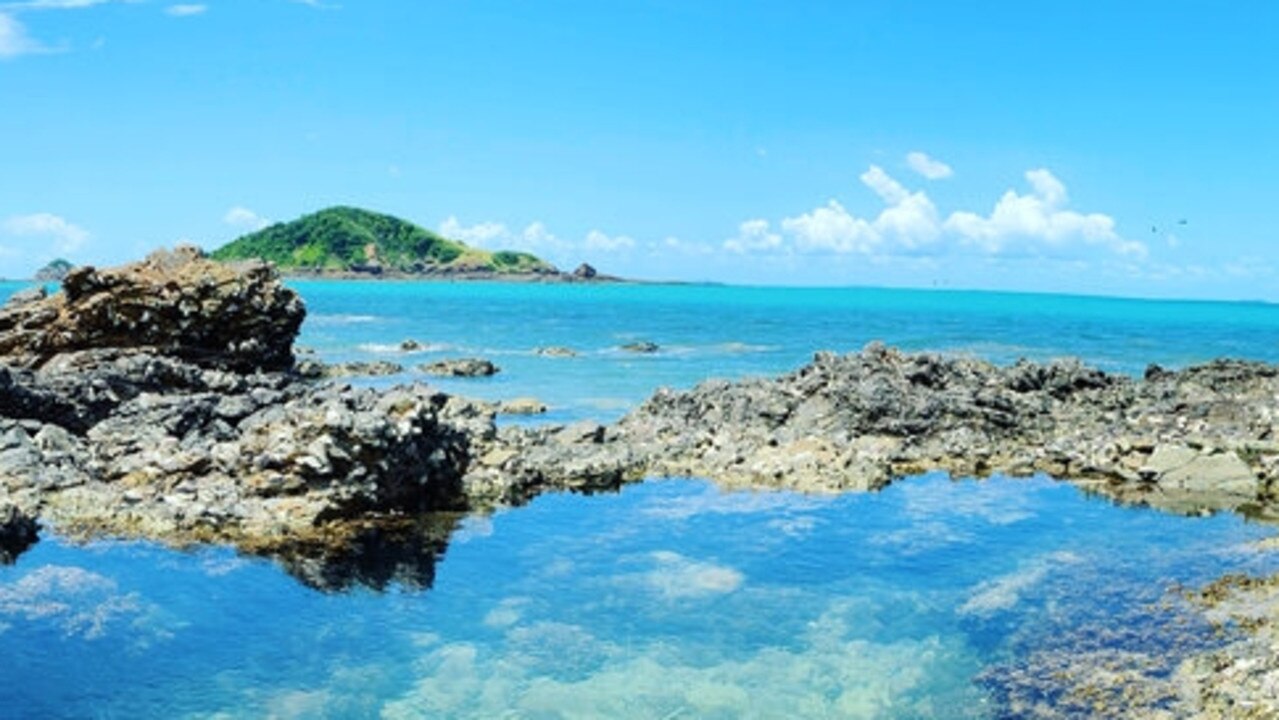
534,346,578,358
420,358,499,377
620,341,659,354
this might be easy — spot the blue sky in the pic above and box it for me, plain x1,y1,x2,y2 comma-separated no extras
1,1,1275,299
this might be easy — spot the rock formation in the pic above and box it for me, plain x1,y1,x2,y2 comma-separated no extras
0,246,303,372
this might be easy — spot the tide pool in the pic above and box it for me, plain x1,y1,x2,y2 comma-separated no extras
2,474,1277,718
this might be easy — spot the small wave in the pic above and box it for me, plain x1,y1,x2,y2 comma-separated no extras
715,342,780,354
357,342,453,354
309,314,381,325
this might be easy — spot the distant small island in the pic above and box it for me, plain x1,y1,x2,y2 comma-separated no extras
210,206,617,282
33,258,74,282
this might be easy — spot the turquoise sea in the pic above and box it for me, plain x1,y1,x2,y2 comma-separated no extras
3,279,1279,718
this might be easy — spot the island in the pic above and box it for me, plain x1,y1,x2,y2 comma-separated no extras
33,259,74,282
210,205,613,281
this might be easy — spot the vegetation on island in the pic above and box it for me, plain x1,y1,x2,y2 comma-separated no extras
210,206,555,275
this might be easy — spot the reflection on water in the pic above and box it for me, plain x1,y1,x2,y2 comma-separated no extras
1,473,1277,717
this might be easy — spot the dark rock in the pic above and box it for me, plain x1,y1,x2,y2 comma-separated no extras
573,263,597,279
0,504,38,563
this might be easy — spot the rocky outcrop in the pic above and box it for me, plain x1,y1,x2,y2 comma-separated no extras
0,246,303,372
0,248,492,578
594,345,1279,513
420,358,499,377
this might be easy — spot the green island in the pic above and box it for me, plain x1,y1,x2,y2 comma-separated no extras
210,206,566,279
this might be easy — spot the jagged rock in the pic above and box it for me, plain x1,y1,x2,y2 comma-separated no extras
420,358,499,377
0,245,303,372
399,339,424,352
573,263,597,279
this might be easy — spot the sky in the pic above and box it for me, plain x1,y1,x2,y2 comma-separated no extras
0,1,1276,299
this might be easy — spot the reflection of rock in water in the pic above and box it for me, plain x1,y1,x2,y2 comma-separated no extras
260,513,463,592
0,504,38,564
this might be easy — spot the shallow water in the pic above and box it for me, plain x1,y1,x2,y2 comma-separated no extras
4,280,1279,716
1,474,1276,718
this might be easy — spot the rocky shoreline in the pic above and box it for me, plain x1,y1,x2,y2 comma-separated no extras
2,247,1278,713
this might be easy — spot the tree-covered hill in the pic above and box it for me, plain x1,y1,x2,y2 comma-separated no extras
210,206,555,276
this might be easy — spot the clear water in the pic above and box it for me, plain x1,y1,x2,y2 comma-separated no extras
2,279,1279,717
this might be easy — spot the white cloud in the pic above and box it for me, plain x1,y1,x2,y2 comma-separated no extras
223,206,270,231
779,166,941,254
0,12,45,57
783,200,878,254
584,229,634,252
438,216,508,247
2,212,89,253
943,168,1146,258
164,4,206,16
0,0,117,8
733,164,1142,266
724,219,783,254
906,151,953,180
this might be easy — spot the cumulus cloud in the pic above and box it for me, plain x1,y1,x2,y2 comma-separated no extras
164,4,206,16
780,166,941,254
724,219,783,254
944,168,1147,258
2,212,89,253
223,206,270,231
906,151,953,180
733,164,1141,265
438,216,508,247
